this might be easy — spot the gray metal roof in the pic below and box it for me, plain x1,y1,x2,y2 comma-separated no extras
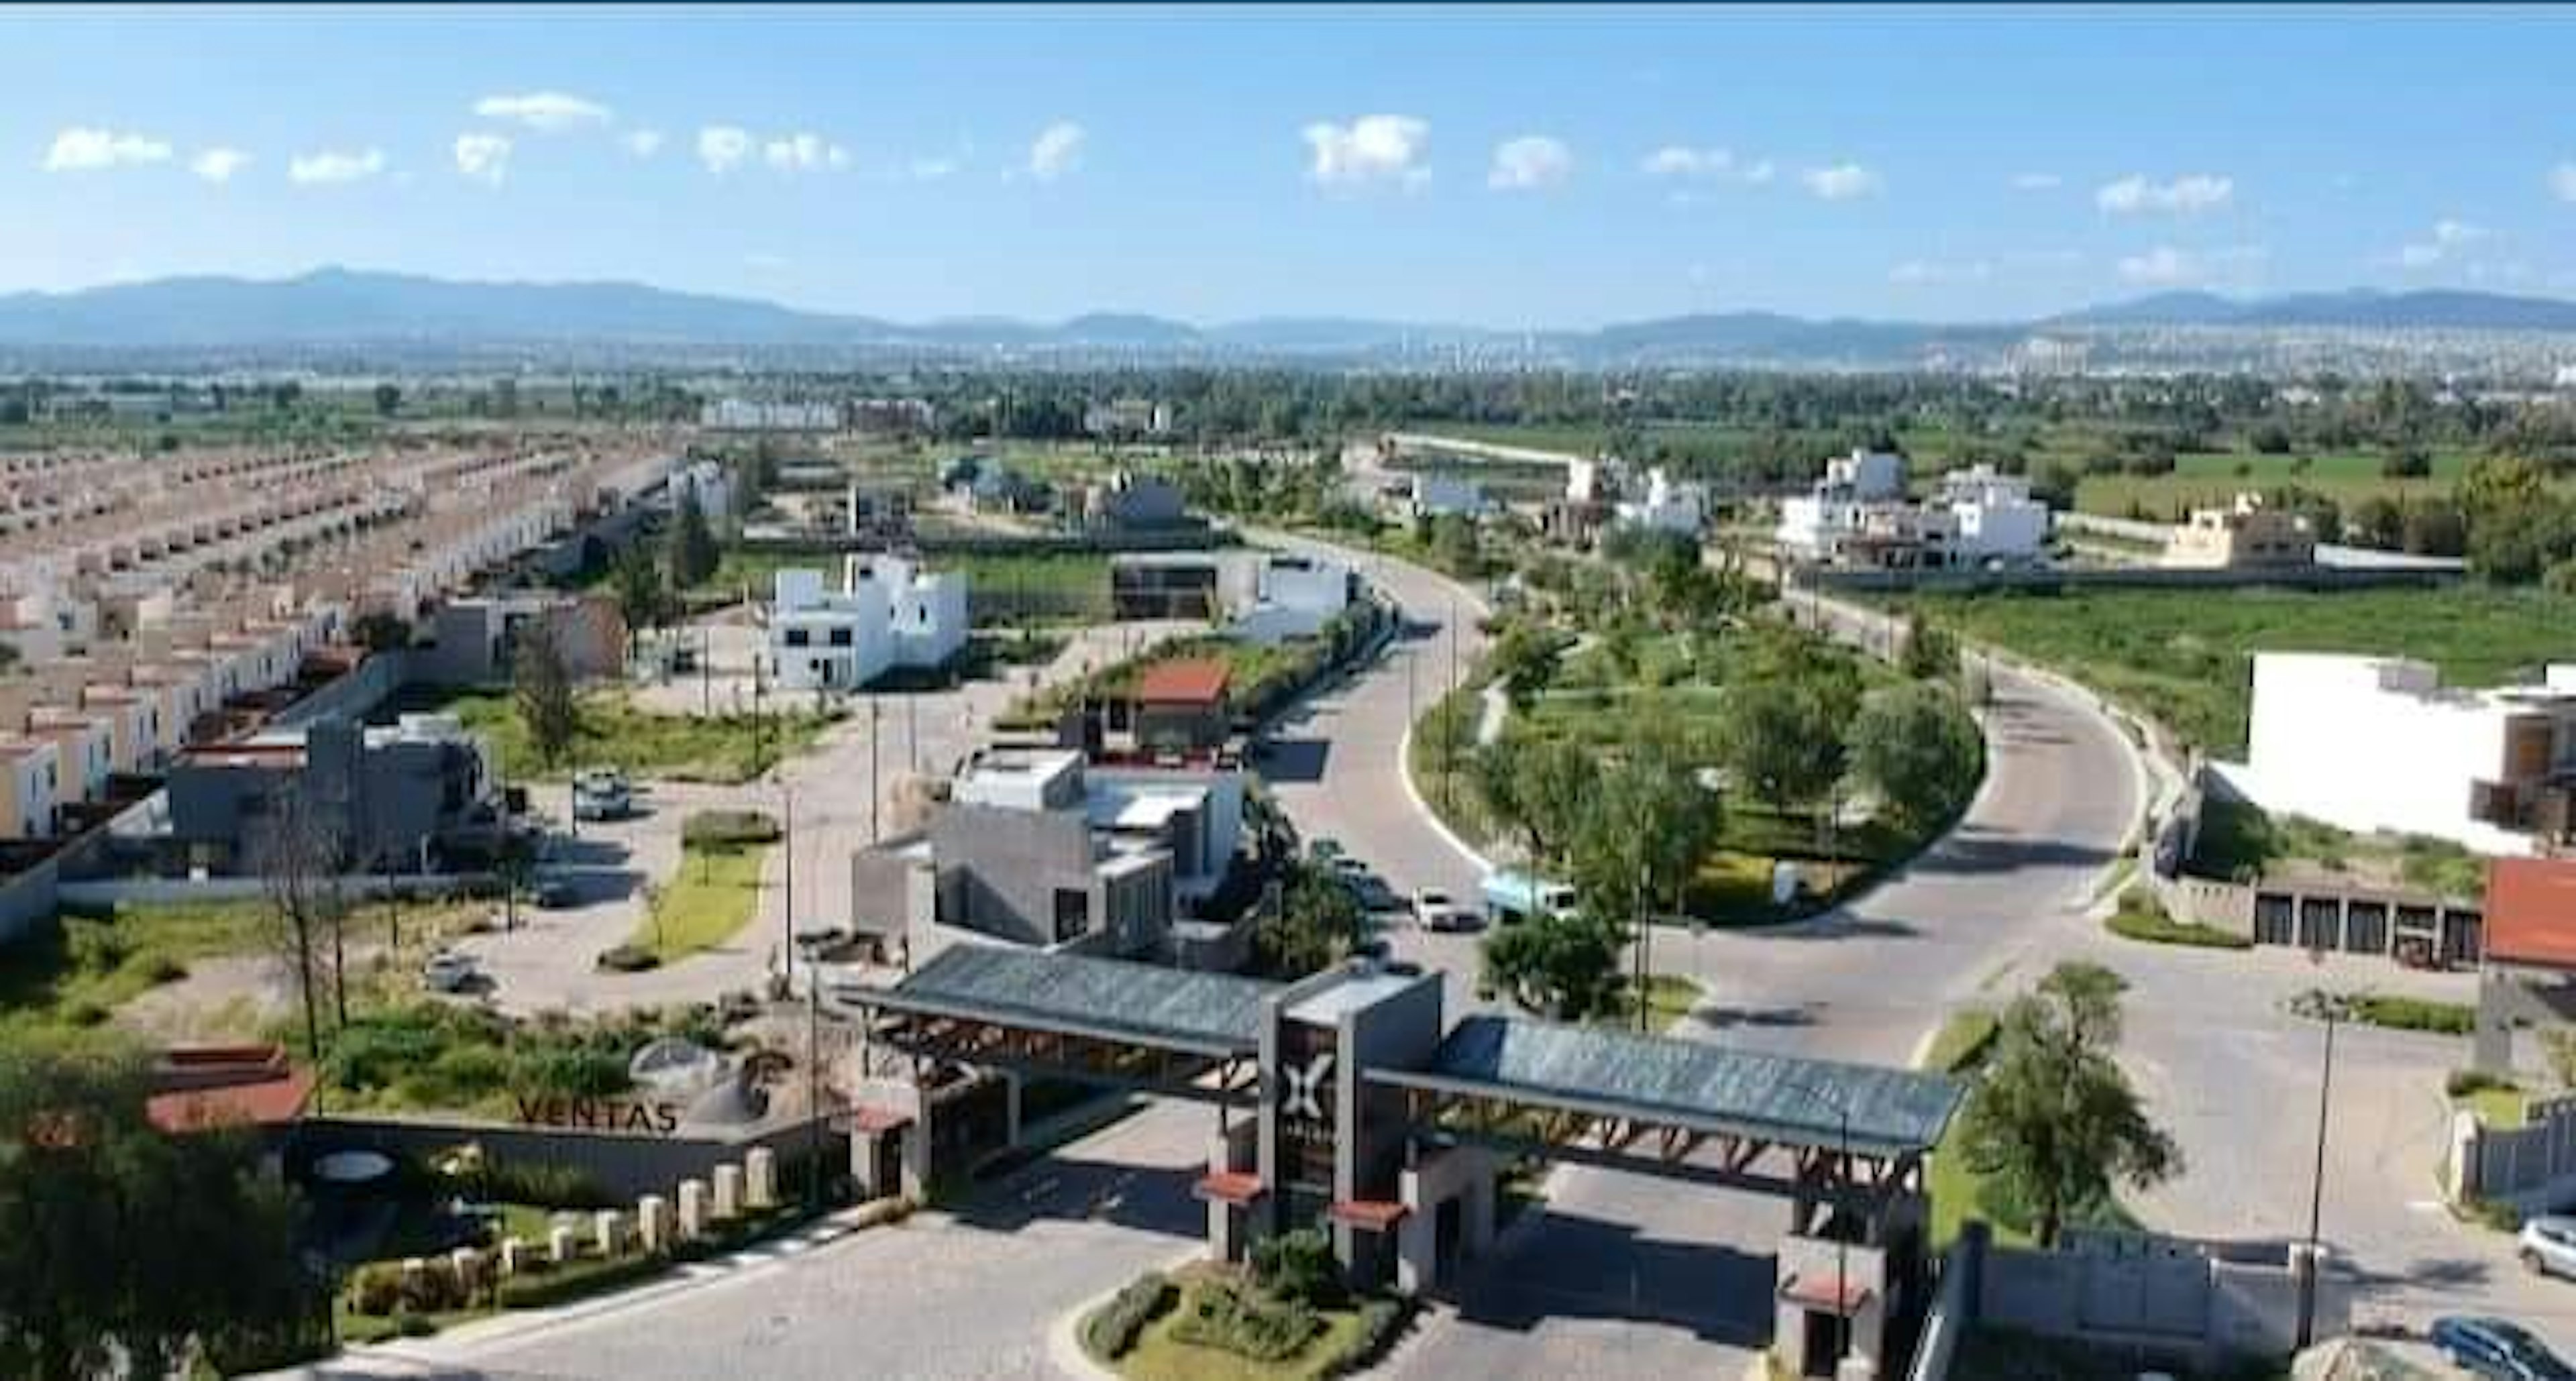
853,944,1276,1056
1377,1015,1963,1158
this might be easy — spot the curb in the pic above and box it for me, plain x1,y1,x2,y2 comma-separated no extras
1397,704,1499,879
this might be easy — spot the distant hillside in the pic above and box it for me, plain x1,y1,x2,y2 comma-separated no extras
3,266,2575,362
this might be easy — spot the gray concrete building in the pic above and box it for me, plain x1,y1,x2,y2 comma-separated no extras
164,712,497,873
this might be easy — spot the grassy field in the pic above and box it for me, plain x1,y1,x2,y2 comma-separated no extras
2190,794,2484,896
2104,889,2253,950
424,687,837,784
2069,447,2480,521
0,899,278,1041
633,841,770,964
2459,1085,2529,1130
1913,584,2576,755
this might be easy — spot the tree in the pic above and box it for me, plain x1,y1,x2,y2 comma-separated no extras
0,1044,315,1379
1479,909,1627,1021
1485,622,1562,712
1955,962,2180,1247
1472,731,1593,870
667,486,720,590
372,382,402,417
2381,446,2432,480
1849,682,1983,834
1256,867,1359,977
610,545,669,658
513,620,580,769
1565,728,1721,1022
249,779,343,1058
1717,673,1850,822
1900,610,1958,682
2347,495,2405,551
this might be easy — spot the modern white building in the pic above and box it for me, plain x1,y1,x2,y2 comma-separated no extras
1405,474,1486,519
1775,455,2045,569
700,398,843,432
767,555,968,692
1228,554,1356,645
2216,653,2576,856
1611,467,1709,536
0,736,62,839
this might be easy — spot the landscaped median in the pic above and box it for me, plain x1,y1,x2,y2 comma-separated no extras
604,809,780,972
1078,1232,1411,1381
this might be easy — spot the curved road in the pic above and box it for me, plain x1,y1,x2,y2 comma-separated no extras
1263,542,2145,1379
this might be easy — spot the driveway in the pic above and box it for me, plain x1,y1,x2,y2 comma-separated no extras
284,1101,1213,1381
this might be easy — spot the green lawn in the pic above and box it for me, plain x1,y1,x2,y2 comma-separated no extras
1604,975,1704,1034
2460,1086,2529,1130
2104,889,2253,950
425,687,836,784
0,899,272,1039
1914,584,2576,755
634,841,770,964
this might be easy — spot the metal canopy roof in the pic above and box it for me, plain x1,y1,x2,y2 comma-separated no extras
1373,1015,1964,1159
847,944,1275,1057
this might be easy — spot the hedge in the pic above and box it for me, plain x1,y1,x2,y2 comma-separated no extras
494,1250,674,1310
1326,1298,1415,1378
1081,1272,1175,1361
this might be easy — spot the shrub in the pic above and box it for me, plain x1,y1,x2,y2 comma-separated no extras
494,1251,671,1310
2349,995,2475,1036
2448,1068,2518,1099
347,1262,405,1318
394,1313,437,1339
1081,1272,1175,1361
1250,1228,1341,1307
140,954,189,985
1170,1277,1322,1363
682,810,782,850
1329,1298,1414,1378
64,1001,110,1028
513,1046,632,1099
596,944,661,973
2104,891,2253,950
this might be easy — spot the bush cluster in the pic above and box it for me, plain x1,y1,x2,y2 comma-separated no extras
1169,1277,1322,1363
1081,1272,1174,1361
595,944,661,973
682,810,782,850
347,1257,488,1318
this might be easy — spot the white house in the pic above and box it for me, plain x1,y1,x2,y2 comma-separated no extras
1776,449,1909,561
1228,554,1356,645
2216,653,2576,856
1933,465,2049,564
1611,467,1708,536
0,736,60,838
673,459,733,523
700,398,842,432
767,555,968,692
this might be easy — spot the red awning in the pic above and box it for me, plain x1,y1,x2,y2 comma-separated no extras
1193,1170,1267,1207
1326,1199,1409,1232
1780,1272,1872,1315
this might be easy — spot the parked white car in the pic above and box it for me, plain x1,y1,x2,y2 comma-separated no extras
1414,888,1476,932
2520,1217,2576,1278
572,768,633,822
421,950,478,993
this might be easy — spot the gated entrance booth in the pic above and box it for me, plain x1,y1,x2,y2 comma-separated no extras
839,946,1963,1380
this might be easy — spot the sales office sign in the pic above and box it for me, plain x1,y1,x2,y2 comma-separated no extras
513,1095,685,1137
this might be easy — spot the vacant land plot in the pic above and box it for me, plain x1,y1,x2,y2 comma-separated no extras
1912,584,2576,755
422,687,836,783
2070,447,2479,520
633,840,771,964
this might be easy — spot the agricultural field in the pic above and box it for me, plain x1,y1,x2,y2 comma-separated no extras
1909,584,2576,755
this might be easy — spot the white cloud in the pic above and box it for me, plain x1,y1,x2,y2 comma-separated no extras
43,127,173,172
621,129,665,159
288,148,385,185
453,133,511,186
2010,172,2062,192
2550,162,2576,203
1889,258,1993,286
908,156,959,182
2392,217,2491,270
2096,172,2233,215
763,131,849,173
698,125,753,174
1801,163,1882,201
1303,115,1430,189
1026,121,1085,182
1641,145,1772,185
473,91,612,133
2116,243,2266,286
1487,135,1572,192
189,147,249,184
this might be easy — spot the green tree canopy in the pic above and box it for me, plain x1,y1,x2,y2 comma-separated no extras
1471,730,1595,871
0,1043,315,1378
668,486,720,590
1848,682,1984,834
1955,962,2180,1248
1485,622,1565,713
1717,673,1850,818
512,621,580,769
1479,909,1627,1021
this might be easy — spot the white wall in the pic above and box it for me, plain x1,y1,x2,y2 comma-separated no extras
2235,653,2532,854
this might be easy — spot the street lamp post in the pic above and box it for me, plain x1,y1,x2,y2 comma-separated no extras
2296,989,2345,1349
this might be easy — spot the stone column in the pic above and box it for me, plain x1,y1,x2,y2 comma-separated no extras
548,1224,578,1266
637,1195,672,1254
498,1237,530,1277
449,1248,483,1299
678,1178,709,1239
594,1209,626,1258
712,1163,745,1221
746,1147,778,1209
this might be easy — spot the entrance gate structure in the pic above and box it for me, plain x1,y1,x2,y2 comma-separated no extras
839,945,1964,1380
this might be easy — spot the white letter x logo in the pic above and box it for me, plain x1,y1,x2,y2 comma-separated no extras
1283,1052,1334,1121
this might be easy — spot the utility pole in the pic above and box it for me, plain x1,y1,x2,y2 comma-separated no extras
781,783,794,996
2298,993,2341,1349
868,696,881,842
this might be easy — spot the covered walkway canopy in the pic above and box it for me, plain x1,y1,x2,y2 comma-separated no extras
1368,1015,1963,1202
837,944,1275,1102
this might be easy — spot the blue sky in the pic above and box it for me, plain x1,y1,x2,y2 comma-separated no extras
5,5,2575,326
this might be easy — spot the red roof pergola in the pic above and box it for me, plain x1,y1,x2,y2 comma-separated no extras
2486,858,2576,970
1135,659,1230,706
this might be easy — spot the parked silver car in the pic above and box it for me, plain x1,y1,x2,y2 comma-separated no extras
2522,1217,2576,1279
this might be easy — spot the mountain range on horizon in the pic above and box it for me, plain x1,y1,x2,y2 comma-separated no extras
5,267,2576,361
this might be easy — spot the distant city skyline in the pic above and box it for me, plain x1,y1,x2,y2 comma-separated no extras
5,5,2575,327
